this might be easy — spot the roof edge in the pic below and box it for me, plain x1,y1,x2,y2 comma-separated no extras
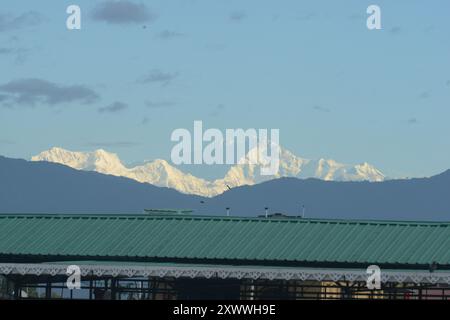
0,213,449,226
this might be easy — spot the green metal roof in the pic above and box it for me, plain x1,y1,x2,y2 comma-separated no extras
0,214,449,269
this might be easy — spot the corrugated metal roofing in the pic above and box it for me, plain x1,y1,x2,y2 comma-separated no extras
0,214,449,269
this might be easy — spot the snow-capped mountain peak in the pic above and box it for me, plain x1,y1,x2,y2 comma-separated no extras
31,147,385,197
32,147,127,174
229,144,385,184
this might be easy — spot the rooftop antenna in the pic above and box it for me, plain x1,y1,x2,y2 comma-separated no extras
265,207,269,218
429,261,438,273
226,207,231,217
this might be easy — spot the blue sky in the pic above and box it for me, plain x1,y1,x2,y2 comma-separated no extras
0,0,449,179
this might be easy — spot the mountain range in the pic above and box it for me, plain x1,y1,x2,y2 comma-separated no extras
31,147,385,197
1,155,449,221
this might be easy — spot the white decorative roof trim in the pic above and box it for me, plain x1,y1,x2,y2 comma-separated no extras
0,263,449,285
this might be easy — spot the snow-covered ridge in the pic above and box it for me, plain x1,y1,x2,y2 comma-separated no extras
31,147,385,197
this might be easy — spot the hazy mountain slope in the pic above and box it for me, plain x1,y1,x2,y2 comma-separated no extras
1,155,449,221
198,172,450,221
0,156,203,214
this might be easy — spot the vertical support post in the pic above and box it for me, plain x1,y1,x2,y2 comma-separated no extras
89,278,93,300
45,280,52,299
111,278,117,300
418,284,423,300
13,278,20,300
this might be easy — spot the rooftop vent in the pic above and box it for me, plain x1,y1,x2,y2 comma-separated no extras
143,209,194,216
258,212,302,219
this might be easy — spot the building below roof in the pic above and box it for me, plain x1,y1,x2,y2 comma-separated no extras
0,213,449,300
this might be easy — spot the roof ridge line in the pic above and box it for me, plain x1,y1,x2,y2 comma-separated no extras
0,213,449,226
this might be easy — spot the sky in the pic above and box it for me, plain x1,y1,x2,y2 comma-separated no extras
0,0,449,179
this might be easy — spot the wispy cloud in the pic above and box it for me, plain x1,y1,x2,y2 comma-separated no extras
138,69,179,86
229,11,247,22
98,101,128,113
408,117,418,125
145,101,177,109
141,117,150,125
0,78,99,107
418,91,430,100
389,26,402,35
156,30,185,40
92,0,156,25
209,104,226,117
0,139,15,145
0,11,43,32
0,94,8,102
86,141,138,148
347,13,363,21
297,12,317,21
205,43,227,52
423,25,435,33
0,47,30,64
312,105,331,113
